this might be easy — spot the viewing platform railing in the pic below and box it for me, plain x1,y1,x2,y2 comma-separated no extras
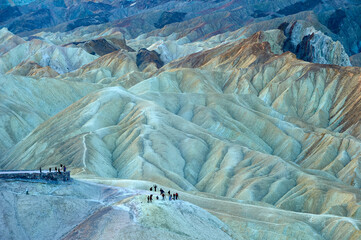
0,170,70,181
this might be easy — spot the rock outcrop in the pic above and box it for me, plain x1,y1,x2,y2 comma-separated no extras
136,48,164,71
64,36,135,57
281,21,351,66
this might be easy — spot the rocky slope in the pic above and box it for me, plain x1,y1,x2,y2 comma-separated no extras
0,74,102,154
2,178,361,240
0,179,234,240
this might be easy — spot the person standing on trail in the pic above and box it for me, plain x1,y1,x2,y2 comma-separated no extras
150,187,153,191
176,193,178,200
160,188,164,195
63,166,66,172
169,194,172,201
150,194,153,202
49,168,51,172
154,185,157,192
60,164,63,171
55,167,57,172
173,193,176,200
162,193,165,200
168,190,170,195
147,196,150,203
40,167,42,173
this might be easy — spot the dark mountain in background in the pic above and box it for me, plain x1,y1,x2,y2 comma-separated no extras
0,0,360,63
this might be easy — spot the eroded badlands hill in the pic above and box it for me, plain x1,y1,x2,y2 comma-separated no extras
1,29,361,238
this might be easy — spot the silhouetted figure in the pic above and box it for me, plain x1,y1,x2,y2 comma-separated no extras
156,196,159,200
60,164,63,171
147,196,150,203
26,188,29,195
63,166,66,172
150,194,153,202
39,167,42,173
176,193,178,200
55,167,57,172
173,193,175,200
58,168,61,173
162,193,165,200
49,167,51,172
169,194,172,201
150,187,153,191
168,190,170,195
154,185,157,192
160,188,164,194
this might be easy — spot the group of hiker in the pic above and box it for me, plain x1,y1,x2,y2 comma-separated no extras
147,184,179,203
39,164,67,173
